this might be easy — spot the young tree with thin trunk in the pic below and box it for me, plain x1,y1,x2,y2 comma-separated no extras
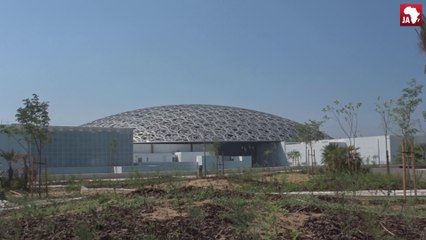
297,120,324,174
209,139,223,176
322,101,362,147
393,79,423,200
15,94,50,197
375,97,394,175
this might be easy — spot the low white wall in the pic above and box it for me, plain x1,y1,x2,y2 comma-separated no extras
175,152,211,162
196,155,252,173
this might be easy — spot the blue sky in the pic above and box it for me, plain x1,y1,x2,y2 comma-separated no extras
0,0,425,138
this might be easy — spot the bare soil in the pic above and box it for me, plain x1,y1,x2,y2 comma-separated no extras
1,177,426,239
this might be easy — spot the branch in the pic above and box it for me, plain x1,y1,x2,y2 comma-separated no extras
379,221,395,236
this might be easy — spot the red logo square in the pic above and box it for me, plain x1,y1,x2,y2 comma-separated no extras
400,4,422,26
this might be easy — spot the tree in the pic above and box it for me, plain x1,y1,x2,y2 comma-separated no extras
375,97,394,175
322,100,362,147
413,144,426,166
287,150,301,167
0,149,17,184
263,148,273,167
297,120,325,173
208,139,223,176
393,79,423,200
394,143,426,166
15,94,50,197
0,125,31,190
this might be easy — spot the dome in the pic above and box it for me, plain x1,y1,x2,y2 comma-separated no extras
82,105,301,143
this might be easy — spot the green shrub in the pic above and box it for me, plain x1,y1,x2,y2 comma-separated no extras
220,198,256,231
304,172,404,191
322,144,362,173
75,222,94,240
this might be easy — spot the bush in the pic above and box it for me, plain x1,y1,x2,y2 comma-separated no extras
305,172,403,191
322,144,362,173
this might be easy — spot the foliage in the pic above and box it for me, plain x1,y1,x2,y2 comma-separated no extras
321,143,362,173
305,172,403,191
208,139,222,157
412,144,426,165
394,143,426,165
287,150,301,166
209,139,223,176
2,173,426,239
296,120,325,144
393,79,423,138
322,100,362,146
0,125,32,190
393,79,423,199
262,147,274,167
219,197,256,231
15,94,50,196
0,149,17,183
375,97,394,175
15,94,50,150
296,120,324,171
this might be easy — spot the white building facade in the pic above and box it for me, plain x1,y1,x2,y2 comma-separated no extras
284,135,426,167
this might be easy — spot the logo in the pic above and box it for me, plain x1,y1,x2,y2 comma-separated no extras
400,4,422,26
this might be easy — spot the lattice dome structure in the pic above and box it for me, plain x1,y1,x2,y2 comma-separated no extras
82,105,301,143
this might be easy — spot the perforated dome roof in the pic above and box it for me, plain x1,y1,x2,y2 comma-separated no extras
82,105,301,143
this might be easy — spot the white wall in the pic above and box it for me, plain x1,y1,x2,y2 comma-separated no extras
284,135,426,166
196,155,252,173
285,140,338,166
134,143,198,154
352,136,387,165
175,152,211,162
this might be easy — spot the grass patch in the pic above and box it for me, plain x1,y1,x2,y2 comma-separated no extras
2,171,426,239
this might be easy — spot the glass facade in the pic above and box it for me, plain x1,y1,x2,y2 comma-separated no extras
42,127,133,168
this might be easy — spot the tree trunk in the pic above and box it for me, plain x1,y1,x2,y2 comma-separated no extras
8,162,13,183
402,140,407,201
38,150,42,198
385,134,390,175
23,158,28,190
411,142,417,200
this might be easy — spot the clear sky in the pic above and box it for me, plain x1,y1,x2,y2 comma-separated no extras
0,0,425,138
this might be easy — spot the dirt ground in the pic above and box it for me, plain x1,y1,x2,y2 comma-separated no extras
1,176,426,239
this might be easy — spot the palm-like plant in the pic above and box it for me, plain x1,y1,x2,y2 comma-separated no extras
346,145,362,172
287,150,301,166
322,144,344,172
322,144,362,173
